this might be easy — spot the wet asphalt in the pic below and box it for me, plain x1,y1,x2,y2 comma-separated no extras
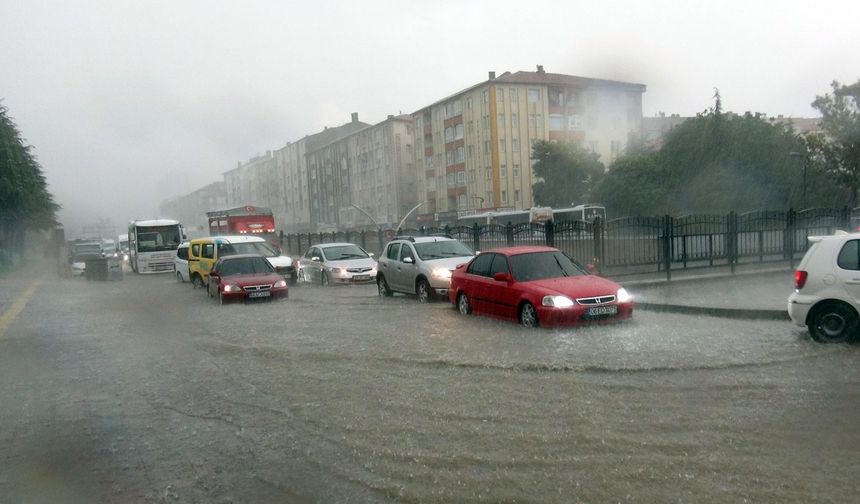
1,270,859,503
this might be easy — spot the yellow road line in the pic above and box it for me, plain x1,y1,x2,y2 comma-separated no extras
0,280,42,338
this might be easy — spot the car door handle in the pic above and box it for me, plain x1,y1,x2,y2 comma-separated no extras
847,279,860,284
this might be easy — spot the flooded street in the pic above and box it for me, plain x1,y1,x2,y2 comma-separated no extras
2,273,859,503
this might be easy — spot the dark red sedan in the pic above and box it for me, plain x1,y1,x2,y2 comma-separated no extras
448,246,633,328
207,254,289,304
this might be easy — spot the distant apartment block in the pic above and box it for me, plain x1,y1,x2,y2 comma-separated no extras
412,66,646,221
159,181,227,238
307,114,416,231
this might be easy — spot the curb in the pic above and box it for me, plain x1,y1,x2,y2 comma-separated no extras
636,302,789,321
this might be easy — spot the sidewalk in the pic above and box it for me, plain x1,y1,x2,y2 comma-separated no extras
615,268,793,320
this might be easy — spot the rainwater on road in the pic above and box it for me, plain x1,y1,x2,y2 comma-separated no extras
1,272,858,503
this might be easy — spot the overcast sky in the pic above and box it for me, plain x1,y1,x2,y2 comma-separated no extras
1,0,857,237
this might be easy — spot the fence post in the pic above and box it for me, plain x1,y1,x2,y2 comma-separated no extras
592,217,603,275
841,206,851,230
662,215,672,281
506,221,514,246
360,229,367,249
285,233,291,255
785,208,796,269
545,219,554,248
377,228,384,253
728,211,738,274
445,224,451,237
472,223,480,252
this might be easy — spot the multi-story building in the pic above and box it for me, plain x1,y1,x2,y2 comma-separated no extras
412,66,646,222
306,114,416,231
159,181,227,238
223,151,278,211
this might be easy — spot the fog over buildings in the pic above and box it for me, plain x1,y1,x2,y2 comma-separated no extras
0,0,857,238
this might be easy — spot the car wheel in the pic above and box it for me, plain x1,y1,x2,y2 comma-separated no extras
519,302,539,328
321,271,330,287
808,302,857,343
191,274,201,289
219,290,225,305
207,282,213,298
302,269,312,284
457,292,471,315
377,275,393,297
417,278,432,303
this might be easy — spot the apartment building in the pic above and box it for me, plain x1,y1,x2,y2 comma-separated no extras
413,66,646,221
307,114,416,231
223,151,278,211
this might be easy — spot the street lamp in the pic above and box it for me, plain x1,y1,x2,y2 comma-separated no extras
789,151,807,210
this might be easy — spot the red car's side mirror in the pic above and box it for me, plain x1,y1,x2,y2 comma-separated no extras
493,272,510,282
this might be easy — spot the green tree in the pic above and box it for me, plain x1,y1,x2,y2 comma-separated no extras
806,80,860,207
531,140,604,208
595,92,820,216
0,101,59,262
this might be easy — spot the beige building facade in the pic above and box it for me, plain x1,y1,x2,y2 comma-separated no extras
413,67,646,222
159,181,227,238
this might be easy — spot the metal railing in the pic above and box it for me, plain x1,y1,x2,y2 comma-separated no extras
280,207,860,280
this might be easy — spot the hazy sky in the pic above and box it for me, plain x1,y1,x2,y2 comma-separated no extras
1,0,857,237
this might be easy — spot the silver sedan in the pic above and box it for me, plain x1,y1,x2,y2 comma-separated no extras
298,243,377,286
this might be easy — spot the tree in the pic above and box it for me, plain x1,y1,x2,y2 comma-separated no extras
806,80,860,207
0,101,59,262
531,140,604,208
594,92,824,216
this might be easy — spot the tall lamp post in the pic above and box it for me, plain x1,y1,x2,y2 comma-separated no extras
789,151,807,210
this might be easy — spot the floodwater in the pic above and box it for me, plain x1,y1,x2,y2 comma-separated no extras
1,272,859,503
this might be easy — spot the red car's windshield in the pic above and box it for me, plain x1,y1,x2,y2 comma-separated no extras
509,251,588,282
217,257,274,276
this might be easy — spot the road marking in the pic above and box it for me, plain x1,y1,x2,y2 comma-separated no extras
0,280,42,338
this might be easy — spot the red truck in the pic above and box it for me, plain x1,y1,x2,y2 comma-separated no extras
206,206,281,251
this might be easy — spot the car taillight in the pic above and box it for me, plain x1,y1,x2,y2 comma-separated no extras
794,270,808,290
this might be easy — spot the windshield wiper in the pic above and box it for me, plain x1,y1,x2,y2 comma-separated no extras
554,255,569,277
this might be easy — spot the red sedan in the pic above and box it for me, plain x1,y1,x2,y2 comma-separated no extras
207,254,289,304
448,246,633,328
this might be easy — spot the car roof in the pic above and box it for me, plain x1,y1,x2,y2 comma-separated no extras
189,235,266,244
481,246,559,256
312,242,361,248
393,236,455,244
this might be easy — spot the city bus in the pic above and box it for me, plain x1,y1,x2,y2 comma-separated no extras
456,205,607,227
128,219,185,273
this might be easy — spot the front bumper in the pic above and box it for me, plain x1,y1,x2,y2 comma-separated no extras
222,286,289,302
330,270,377,284
537,302,634,328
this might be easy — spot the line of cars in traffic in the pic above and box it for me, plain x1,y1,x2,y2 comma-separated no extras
171,232,635,328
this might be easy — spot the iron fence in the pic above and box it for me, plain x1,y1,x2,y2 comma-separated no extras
280,207,858,280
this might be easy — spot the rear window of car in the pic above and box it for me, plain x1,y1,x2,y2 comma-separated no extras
837,239,860,270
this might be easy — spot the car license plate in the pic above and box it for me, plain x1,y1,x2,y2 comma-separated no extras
353,275,369,281
587,305,618,316
248,291,271,298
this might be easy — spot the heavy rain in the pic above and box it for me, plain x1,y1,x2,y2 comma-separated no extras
2,1,860,502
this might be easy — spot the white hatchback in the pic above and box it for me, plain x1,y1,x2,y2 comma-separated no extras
788,231,860,343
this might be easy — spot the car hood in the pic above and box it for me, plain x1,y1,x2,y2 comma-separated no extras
422,256,474,270
524,275,621,300
266,255,293,268
326,257,376,269
72,261,86,269
222,273,284,286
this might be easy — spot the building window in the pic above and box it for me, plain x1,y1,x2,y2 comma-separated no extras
511,113,518,125
483,141,489,154
447,173,455,186
549,114,564,130
455,123,464,139
500,164,506,177
510,88,518,101
512,139,519,151
497,113,504,128
445,127,454,142
501,190,508,203
485,168,491,180
515,189,521,202
569,115,583,130
499,138,506,151
458,194,467,210
468,145,474,158
426,177,436,191
482,90,489,103
457,171,466,185
466,97,472,109
528,88,540,102
513,164,519,177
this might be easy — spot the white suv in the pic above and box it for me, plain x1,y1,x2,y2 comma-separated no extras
788,231,860,343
